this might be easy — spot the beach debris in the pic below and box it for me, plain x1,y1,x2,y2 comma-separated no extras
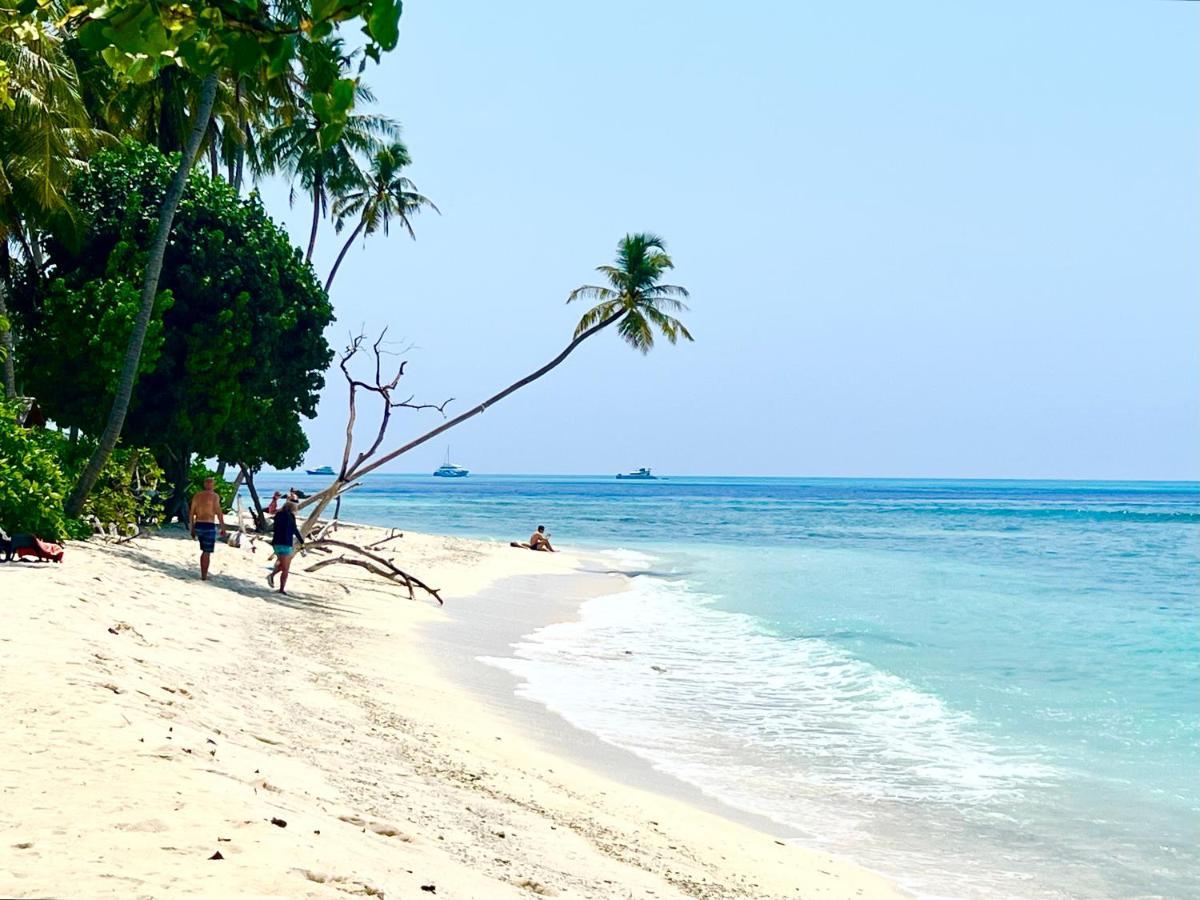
650,665,667,673
515,878,558,896
217,837,231,842
420,885,436,893
208,851,224,860
270,817,288,828
494,830,506,839
303,539,443,605
100,682,122,693
366,529,404,551
13,842,32,849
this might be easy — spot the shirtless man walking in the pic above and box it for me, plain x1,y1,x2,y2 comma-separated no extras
189,477,227,581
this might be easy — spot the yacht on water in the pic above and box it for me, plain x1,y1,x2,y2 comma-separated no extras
433,449,470,478
616,467,657,480
305,465,335,476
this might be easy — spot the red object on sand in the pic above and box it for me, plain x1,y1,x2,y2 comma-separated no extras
15,537,64,563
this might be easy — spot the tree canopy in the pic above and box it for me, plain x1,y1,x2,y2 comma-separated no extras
16,142,334,476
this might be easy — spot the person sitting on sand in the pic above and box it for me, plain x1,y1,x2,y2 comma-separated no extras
188,477,227,581
529,525,555,552
268,500,305,595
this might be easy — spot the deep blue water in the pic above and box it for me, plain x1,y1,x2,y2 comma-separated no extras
253,474,1200,899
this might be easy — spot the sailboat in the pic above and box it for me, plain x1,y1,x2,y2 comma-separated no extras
433,448,469,478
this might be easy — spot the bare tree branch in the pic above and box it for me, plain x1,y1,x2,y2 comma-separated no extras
303,538,442,604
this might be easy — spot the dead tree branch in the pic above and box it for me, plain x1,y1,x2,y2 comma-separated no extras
303,538,442,604
301,331,450,534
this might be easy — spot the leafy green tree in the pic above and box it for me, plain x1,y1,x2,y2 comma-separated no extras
326,139,437,291
19,143,333,518
53,0,406,516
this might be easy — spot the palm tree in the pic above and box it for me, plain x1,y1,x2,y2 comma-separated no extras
566,232,693,352
325,140,438,291
0,10,111,397
299,233,692,530
259,40,396,261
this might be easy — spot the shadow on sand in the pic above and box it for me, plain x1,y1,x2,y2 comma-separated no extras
117,528,357,616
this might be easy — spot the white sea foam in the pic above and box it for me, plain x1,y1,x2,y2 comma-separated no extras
481,573,1057,847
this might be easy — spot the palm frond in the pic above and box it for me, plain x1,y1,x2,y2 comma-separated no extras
566,284,616,306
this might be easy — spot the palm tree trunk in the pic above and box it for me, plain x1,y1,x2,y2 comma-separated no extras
232,78,246,194
306,172,322,261
66,72,220,518
208,131,218,180
14,227,40,282
300,310,625,533
325,219,365,292
0,241,15,399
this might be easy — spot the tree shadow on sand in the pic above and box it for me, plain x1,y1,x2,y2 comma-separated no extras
114,530,358,616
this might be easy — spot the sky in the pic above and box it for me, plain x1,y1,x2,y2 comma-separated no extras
256,0,1199,479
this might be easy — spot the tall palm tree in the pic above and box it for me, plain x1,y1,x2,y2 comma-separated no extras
299,233,692,529
325,140,438,291
259,40,396,261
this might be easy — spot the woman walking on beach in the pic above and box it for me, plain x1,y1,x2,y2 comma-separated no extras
268,500,305,594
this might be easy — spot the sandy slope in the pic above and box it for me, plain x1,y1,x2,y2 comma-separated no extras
0,525,902,899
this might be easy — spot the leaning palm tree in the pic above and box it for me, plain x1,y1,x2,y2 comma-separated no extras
299,233,693,531
325,140,438,291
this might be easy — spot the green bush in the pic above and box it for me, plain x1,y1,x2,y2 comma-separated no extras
0,401,167,540
79,447,165,532
0,401,86,540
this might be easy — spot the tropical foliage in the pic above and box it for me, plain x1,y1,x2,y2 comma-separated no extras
327,139,438,289
0,399,82,540
0,1,694,548
568,233,693,352
14,144,333,513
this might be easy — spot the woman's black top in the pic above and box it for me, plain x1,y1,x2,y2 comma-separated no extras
272,509,304,546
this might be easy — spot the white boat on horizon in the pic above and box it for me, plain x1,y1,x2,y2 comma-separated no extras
306,465,335,476
433,448,469,478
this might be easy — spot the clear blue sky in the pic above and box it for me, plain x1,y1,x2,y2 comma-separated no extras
257,0,1199,479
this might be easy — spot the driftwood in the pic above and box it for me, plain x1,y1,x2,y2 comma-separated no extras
303,537,442,604
366,528,404,551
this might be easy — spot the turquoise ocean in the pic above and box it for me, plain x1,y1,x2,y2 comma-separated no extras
254,474,1199,899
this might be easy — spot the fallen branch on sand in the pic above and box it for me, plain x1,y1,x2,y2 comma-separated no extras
303,538,442,605
366,529,404,551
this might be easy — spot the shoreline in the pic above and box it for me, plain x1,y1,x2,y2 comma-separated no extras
0,524,904,898
419,568,812,844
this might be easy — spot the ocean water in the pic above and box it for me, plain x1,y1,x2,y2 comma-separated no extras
255,474,1199,899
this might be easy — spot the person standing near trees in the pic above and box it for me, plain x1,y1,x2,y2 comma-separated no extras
267,500,305,595
188,477,227,581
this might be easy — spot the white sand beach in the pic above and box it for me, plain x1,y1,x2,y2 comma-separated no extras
0,526,903,899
